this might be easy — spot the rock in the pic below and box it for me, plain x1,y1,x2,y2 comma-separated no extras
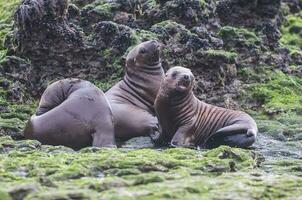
8,184,38,200
216,0,281,27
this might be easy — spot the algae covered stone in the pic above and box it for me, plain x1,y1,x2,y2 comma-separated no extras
0,137,260,199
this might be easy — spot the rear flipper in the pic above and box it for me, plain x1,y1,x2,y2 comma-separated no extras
203,125,257,149
170,126,195,148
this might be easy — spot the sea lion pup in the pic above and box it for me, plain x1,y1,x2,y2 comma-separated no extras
106,40,164,140
24,78,116,150
153,66,258,149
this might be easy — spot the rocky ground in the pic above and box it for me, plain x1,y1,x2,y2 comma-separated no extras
0,0,302,199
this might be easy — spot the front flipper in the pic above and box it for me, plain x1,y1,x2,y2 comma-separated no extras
92,120,117,148
150,123,169,147
92,130,116,148
170,127,195,148
203,124,257,149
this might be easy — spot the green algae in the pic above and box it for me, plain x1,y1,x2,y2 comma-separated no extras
0,137,262,199
256,112,302,141
203,49,238,64
240,67,302,139
249,70,302,114
0,190,11,200
0,103,35,137
218,26,261,49
0,0,20,53
82,1,120,20
151,20,197,42
280,15,302,52
99,172,302,200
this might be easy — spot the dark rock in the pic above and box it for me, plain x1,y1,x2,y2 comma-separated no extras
216,0,281,27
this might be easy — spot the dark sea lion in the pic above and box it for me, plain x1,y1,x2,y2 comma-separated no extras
153,66,258,149
106,40,164,140
24,78,116,149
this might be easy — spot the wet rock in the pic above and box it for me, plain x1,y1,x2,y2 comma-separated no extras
8,184,38,200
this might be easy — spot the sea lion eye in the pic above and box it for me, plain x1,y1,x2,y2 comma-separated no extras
172,72,177,79
139,48,146,54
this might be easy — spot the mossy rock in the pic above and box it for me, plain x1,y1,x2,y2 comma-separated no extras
219,26,261,49
0,0,21,52
201,49,238,64
0,190,11,200
280,15,302,52
0,137,259,198
248,70,302,114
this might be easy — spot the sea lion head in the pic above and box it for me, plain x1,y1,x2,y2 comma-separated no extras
126,40,161,69
162,66,194,96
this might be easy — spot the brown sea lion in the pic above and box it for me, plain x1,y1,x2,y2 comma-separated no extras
153,66,258,149
24,78,116,150
106,40,164,140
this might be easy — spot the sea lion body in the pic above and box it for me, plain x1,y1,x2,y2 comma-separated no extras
154,67,257,148
106,40,164,140
24,78,115,149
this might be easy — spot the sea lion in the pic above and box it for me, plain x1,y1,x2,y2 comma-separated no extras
24,78,116,149
106,40,164,140
153,66,258,149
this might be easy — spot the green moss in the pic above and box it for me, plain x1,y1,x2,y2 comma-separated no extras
83,1,119,12
0,103,35,135
0,0,20,52
249,70,302,114
93,2,119,17
257,120,285,137
0,117,25,132
135,30,158,41
280,15,302,52
99,173,302,200
0,190,11,200
218,26,261,49
0,137,302,199
203,49,238,64
199,0,206,8
152,20,187,32
0,139,258,198
237,65,273,83
260,112,302,139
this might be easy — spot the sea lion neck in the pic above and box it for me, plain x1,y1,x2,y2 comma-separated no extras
157,88,196,113
126,62,163,76
122,63,164,112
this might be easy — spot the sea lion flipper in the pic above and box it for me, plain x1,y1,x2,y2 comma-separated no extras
170,127,195,148
204,124,256,148
92,130,116,148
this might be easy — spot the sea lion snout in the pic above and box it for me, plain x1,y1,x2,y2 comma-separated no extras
140,40,161,65
126,40,161,68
